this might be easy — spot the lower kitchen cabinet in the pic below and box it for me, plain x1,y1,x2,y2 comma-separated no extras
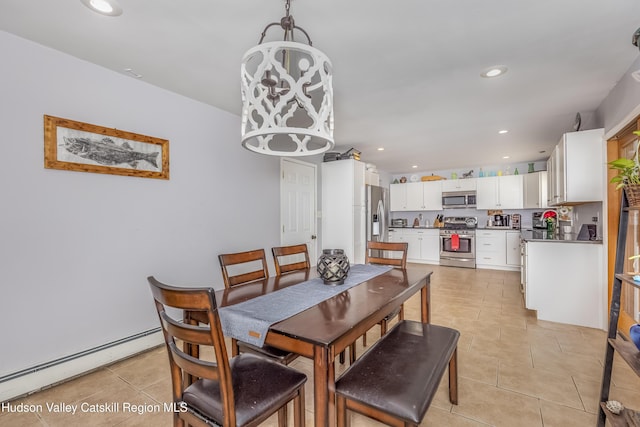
524,241,604,329
476,229,520,271
388,228,439,264
506,231,521,267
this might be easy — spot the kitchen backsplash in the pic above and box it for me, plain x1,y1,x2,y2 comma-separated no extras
390,203,602,235
390,208,541,229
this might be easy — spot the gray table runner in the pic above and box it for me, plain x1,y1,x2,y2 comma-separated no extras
218,264,392,347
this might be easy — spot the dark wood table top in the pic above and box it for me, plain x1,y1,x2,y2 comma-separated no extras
215,266,432,347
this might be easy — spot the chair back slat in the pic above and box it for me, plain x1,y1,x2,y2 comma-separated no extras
218,249,269,288
365,241,408,269
160,311,214,347
167,341,220,382
272,244,310,275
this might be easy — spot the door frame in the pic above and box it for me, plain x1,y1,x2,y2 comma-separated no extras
605,104,640,335
280,157,318,261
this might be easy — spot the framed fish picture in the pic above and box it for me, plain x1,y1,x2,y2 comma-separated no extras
44,115,169,179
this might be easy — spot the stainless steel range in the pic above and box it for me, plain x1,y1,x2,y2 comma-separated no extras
439,217,477,268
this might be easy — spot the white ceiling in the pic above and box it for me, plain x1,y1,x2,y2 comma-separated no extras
2,0,640,173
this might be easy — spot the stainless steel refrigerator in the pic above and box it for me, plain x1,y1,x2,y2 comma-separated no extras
365,185,389,256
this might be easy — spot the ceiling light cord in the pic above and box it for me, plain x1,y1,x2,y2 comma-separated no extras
258,0,313,46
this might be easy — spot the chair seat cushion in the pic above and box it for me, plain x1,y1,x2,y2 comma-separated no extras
237,342,299,365
336,320,459,424
182,353,306,426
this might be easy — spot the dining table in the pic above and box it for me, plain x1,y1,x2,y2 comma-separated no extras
215,265,433,427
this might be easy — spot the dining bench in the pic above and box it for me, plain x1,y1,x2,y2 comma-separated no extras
335,320,460,427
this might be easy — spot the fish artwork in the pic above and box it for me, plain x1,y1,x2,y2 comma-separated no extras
62,136,159,169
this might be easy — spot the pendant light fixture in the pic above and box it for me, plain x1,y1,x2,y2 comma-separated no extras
240,0,334,156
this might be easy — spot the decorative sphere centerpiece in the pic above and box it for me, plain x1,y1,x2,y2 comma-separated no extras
317,249,350,285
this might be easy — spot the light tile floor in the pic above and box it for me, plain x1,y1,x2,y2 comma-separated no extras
2,264,639,426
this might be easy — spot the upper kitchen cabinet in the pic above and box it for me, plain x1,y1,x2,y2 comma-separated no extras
322,159,366,264
476,175,523,209
442,178,476,192
365,168,380,186
390,183,407,211
389,181,442,211
546,128,604,206
523,171,548,209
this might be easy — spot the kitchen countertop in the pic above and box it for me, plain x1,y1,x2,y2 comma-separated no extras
389,226,522,231
389,226,440,230
520,229,603,244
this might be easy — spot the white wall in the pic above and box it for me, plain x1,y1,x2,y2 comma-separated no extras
0,31,281,378
597,55,640,133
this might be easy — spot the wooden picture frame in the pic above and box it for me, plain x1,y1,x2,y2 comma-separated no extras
44,115,169,179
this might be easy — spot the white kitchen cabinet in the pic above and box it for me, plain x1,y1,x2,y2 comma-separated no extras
388,228,439,264
476,230,507,267
525,241,604,329
365,169,380,186
405,182,424,210
389,181,442,211
442,178,476,192
505,231,521,267
523,171,548,209
476,175,523,209
421,229,440,263
322,159,366,264
476,229,520,270
390,183,407,211
547,128,604,206
546,149,555,206
420,181,443,210
404,230,422,260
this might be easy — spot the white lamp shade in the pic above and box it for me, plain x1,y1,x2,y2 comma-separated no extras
241,41,334,156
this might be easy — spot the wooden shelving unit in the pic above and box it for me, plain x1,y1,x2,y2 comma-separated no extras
598,195,640,427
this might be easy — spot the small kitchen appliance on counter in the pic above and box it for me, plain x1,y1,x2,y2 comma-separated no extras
532,212,546,229
511,214,521,230
493,214,510,227
391,218,407,227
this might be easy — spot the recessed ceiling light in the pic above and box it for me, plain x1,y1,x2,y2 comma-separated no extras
503,156,510,159
481,65,508,78
80,0,123,16
377,147,384,151
498,129,509,134
412,165,418,168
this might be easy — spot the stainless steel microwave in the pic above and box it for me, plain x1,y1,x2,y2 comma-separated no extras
442,191,476,209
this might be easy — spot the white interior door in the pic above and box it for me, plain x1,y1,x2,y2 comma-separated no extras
280,158,317,263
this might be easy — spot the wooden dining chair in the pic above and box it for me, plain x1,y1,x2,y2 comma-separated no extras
272,244,310,275
217,248,299,361
147,276,307,427
218,249,270,288
272,243,355,364
362,241,408,347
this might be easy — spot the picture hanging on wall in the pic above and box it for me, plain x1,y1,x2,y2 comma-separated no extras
44,115,169,180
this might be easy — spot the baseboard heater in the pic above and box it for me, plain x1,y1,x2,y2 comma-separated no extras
0,327,163,401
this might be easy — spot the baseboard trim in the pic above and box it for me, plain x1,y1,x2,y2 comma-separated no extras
0,330,164,402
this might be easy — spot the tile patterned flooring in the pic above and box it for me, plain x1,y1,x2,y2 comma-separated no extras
3,264,640,426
